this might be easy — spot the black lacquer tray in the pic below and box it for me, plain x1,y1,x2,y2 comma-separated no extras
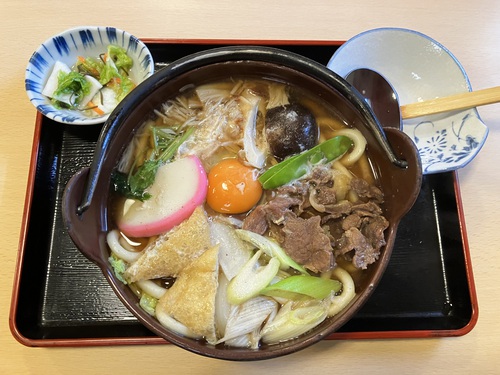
10,40,478,347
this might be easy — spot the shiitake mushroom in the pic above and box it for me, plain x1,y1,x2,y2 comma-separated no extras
265,103,319,160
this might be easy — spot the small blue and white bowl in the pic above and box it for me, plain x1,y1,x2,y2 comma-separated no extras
327,28,489,174
25,26,155,125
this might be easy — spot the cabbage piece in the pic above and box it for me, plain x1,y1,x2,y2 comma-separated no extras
42,61,72,104
139,293,158,316
108,253,128,284
107,44,133,71
235,229,308,274
52,71,92,108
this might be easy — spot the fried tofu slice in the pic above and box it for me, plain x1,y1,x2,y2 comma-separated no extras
156,245,219,342
124,206,211,282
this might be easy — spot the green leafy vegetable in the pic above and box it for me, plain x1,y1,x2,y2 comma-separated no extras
112,126,195,201
258,135,353,189
114,75,135,101
128,160,160,199
139,293,158,316
108,253,128,284
261,275,342,301
52,71,92,108
60,45,135,110
108,44,133,71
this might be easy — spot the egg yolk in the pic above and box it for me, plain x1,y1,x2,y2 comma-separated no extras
207,158,263,214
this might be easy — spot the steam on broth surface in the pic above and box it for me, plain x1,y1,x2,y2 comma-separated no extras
107,77,388,348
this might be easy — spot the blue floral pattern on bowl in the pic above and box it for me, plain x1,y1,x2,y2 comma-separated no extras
327,27,489,174
409,111,485,173
25,26,155,125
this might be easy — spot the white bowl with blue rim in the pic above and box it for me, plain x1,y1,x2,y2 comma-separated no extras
25,26,155,125
327,27,489,174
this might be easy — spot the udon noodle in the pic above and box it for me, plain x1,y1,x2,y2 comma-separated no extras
106,78,388,348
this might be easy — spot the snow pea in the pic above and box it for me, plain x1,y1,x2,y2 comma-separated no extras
258,135,353,189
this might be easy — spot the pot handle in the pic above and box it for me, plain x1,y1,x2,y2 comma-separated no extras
382,127,423,221
75,110,123,215
62,167,108,267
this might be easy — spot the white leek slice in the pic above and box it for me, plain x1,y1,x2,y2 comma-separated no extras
225,334,252,348
211,221,252,281
235,229,308,274
42,61,72,103
243,99,266,168
217,296,278,344
261,300,328,344
214,272,231,338
227,250,280,305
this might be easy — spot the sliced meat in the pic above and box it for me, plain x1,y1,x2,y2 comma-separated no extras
281,215,334,273
321,200,353,221
350,177,384,203
243,164,389,272
351,201,383,217
243,189,305,234
307,164,334,186
333,214,389,269
242,205,268,235
335,227,376,269
363,215,389,249
342,213,361,231
347,228,380,269
265,195,302,224
314,186,337,205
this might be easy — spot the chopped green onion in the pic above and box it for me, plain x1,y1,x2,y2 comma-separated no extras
261,275,341,300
